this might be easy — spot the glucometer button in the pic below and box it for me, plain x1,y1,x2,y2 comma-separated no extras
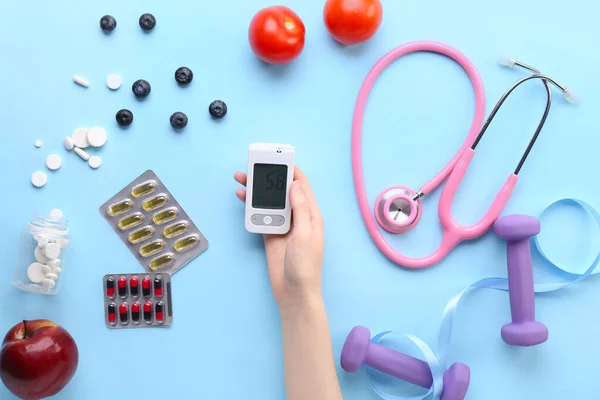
263,216,273,225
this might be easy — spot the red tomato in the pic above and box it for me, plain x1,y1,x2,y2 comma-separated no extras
248,6,306,65
323,0,383,45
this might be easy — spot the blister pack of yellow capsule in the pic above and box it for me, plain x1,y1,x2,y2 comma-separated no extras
99,170,208,275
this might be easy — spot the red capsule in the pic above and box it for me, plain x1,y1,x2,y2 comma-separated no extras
119,303,128,324
143,301,153,323
130,276,140,297
154,275,163,297
156,301,165,323
118,276,127,297
106,277,115,298
107,303,116,324
132,302,140,323
142,276,152,297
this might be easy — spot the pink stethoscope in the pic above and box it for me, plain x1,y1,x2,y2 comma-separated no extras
352,41,575,269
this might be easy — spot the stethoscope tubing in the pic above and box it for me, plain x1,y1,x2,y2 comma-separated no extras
352,41,487,268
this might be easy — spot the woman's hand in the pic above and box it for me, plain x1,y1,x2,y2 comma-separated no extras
234,166,324,311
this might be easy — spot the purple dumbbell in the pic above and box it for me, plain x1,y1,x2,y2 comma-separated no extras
494,214,548,347
341,326,470,400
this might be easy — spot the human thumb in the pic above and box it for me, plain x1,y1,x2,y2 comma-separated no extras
290,181,312,235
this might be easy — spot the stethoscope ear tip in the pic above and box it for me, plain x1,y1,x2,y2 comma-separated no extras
562,88,579,104
498,54,517,68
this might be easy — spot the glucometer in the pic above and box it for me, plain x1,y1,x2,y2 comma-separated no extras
245,143,295,235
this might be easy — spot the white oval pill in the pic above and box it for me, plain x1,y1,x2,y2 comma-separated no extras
46,154,62,171
89,156,102,169
74,147,90,161
35,246,50,263
27,262,47,283
31,171,47,188
45,272,59,281
50,209,63,220
44,242,60,260
64,137,74,151
106,74,122,90
42,278,56,289
72,128,90,148
35,140,42,148
52,267,62,274
87,127,107,147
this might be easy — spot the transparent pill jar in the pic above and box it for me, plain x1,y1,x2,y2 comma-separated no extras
11,210,69,295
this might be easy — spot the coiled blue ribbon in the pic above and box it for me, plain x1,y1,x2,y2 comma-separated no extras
365,198,600,400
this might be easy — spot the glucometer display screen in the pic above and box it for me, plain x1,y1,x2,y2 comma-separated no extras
252,163,288,210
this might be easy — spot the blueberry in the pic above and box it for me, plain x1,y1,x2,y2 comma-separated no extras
139,13,156,31
175,67,193,85
209,100,227,119
100,15,117,32
115,109,134,127
132,79,151,98
170,112,188,129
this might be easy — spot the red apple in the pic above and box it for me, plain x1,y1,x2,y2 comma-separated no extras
0,320,78,400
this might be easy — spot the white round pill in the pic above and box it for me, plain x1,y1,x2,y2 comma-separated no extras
47,259,61,269
35,140,42,148
27,262,47,283
46,154,62,171
42,278,56,289
34,246,50,263
50,209,63,220
72,128,90,148
52,267,62,274
45,272,59,281
64,137,74,151
31,171,47,188
44,242,60,260
106,74,122,90
87,127,107,147
89,156,102,169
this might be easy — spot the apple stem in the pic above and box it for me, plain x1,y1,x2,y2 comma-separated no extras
23,320,29,339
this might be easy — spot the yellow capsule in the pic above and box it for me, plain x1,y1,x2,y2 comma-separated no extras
174,235,200,253
139,240,165,257
142,194,168,211
163,221,189,239
118,213,144,230
152,208,177,225
149,253,174,270
107,199,134,217
128,226,155,244
131,181,157,198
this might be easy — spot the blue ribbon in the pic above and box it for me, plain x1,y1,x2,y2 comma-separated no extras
365,198,600,399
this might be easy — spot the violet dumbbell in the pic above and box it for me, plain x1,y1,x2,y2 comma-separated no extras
341,326,470,400
494,214,548,346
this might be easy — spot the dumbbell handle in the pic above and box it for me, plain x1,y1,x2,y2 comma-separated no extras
365,342,433,388
506,239,536,322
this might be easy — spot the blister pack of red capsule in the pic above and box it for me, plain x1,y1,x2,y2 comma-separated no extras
103,273,173,329
99,169,209,275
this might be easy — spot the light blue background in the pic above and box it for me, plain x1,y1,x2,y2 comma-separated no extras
0,0,598,398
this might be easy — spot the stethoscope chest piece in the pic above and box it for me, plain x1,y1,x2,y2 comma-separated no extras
374,186,421,233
